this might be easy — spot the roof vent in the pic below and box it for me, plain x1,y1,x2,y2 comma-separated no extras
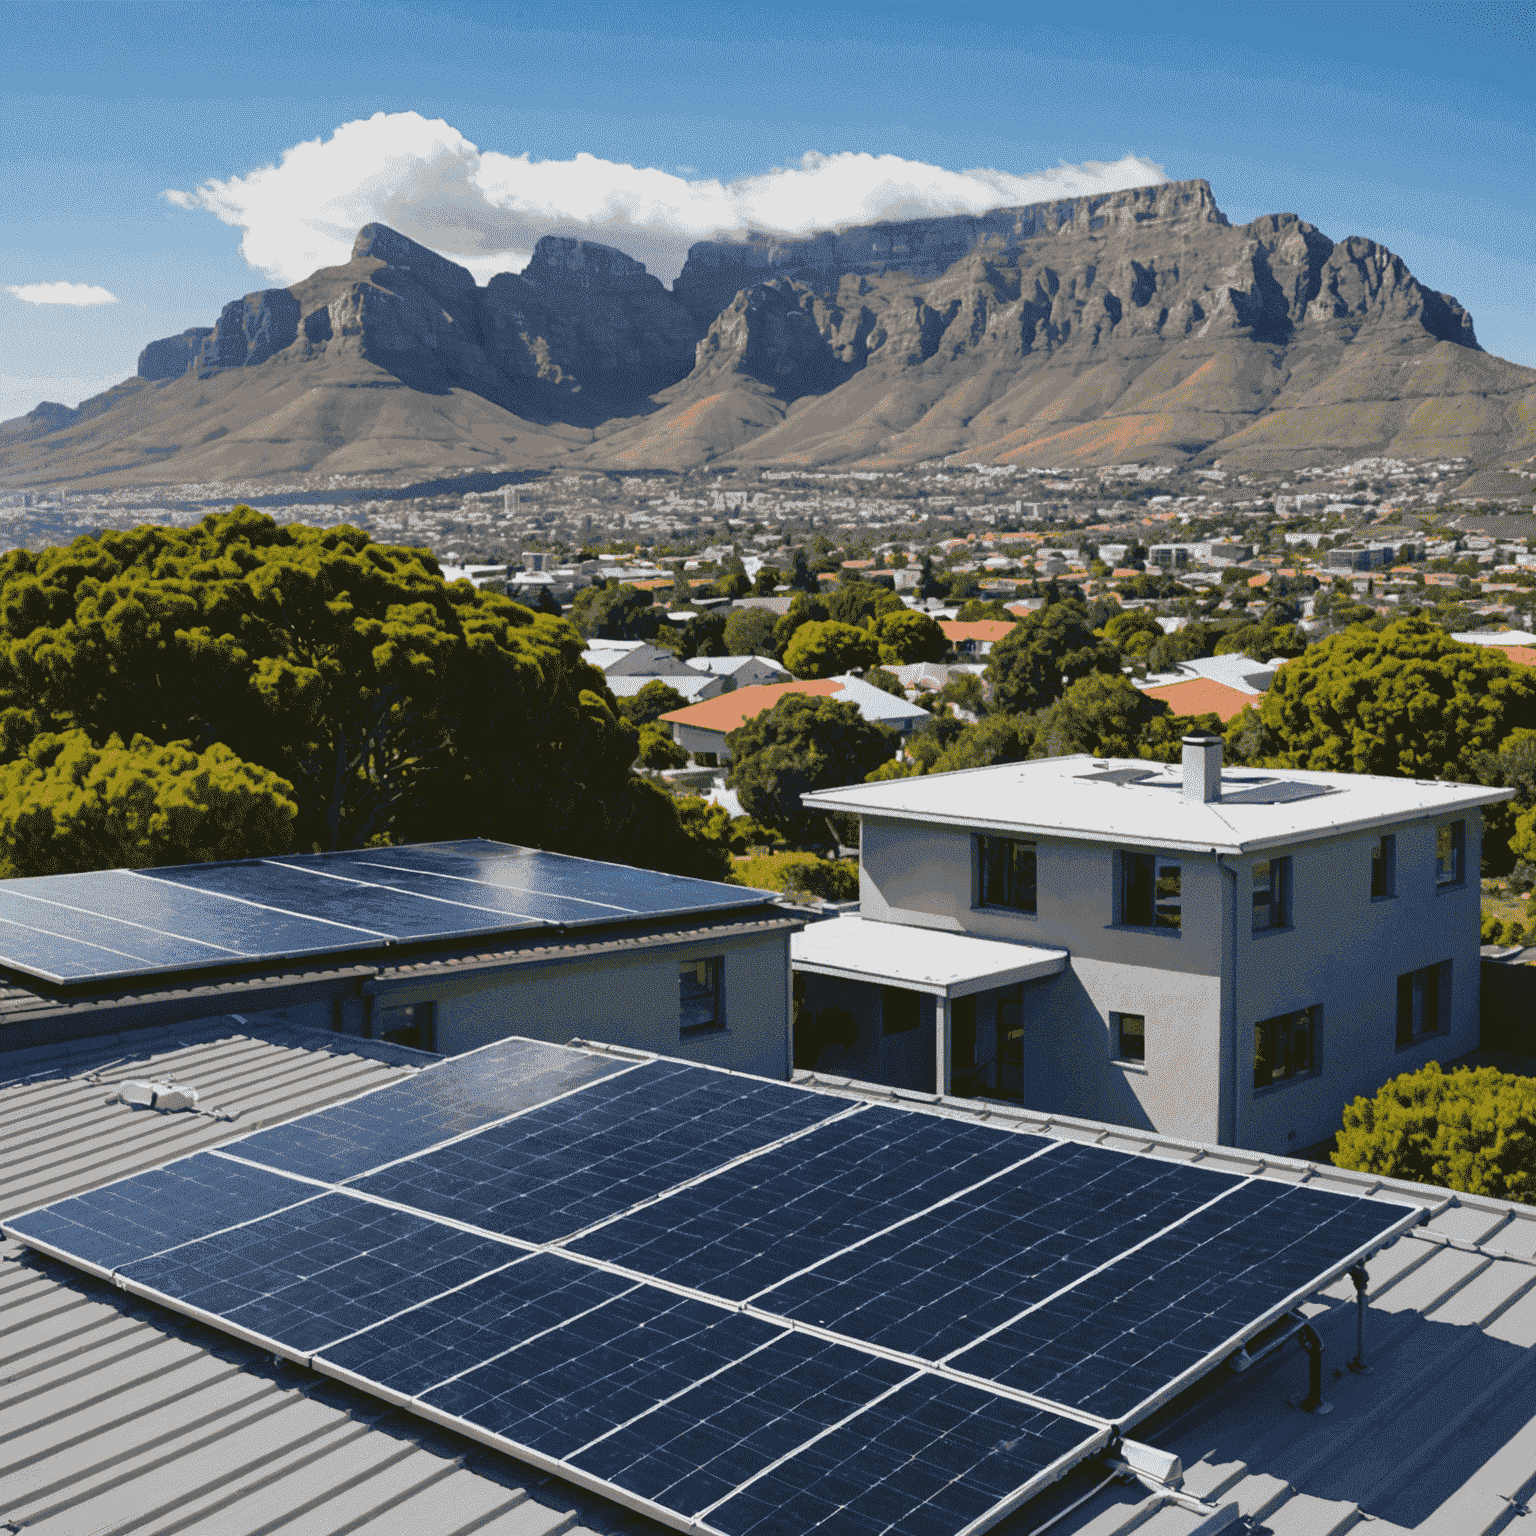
1183,735,1223,804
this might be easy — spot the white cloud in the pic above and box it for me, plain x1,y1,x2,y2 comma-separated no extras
7,281,118,306
165,111,1167,286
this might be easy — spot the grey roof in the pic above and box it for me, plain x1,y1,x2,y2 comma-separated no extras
0,908,799,1053
0,1019,670,1536
784,1064,1536,1536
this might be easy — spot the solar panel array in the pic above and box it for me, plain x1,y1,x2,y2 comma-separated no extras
0,838,774,988
6,1037,1424,1536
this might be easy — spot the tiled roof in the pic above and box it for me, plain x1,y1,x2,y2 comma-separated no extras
1142,676,1260,722
659,677,846,733
939,620,1018,643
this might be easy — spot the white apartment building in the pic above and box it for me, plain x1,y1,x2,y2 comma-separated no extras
792,739,1507,1155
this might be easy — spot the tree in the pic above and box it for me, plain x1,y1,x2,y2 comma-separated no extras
915,555,945,600
956,598,1011,622
1032,673,1171,759
0,729,297,878
1101,609,1163,660
786,547,819,593
1239,615,1536,781
1333,1062,1536,1200
751,567,781,596
872,609,948,665
782,620,879,679
0,508,722,879
927,712,1038,772
935,673,986,716
863,666,908,700
722,606,780,658
726,694,897,843
943,570,982,602
674,610,728,660
772,592,830,655
619,680,687,727
635,722,689,771
1214,620,1307,659
827,581,902,627
985,600,1119,714
570,579,660,640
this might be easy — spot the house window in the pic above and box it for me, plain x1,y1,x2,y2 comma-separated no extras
882,986,921,1035
978,836,1037,913
1114,1012,1145,1063
376,1002,435,1051
1396,961,1450,1046
1254,1006,1319,1090
1371,835,1396,899
1252,856,1291,932
1436,821,1465,887
1121,852,1181,930
680,958,723,1035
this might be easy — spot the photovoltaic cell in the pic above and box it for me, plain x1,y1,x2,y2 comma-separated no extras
703,1373,1099,1536
947,1179,1408,1418
318,1252,636,1398
568,1108,1049,1299
568,1332,913,1519
420,1282,785,1459
118,1193,521,1355
5,1152,318,1272
759,1143,1241,1359
230,1037,634,1182
351,1061,851,1244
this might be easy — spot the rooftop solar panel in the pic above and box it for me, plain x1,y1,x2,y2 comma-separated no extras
4,1151,320,1274
5,1042,1425,1536
349,1060,853,1244
0,839,776,989
228,1036,635,1183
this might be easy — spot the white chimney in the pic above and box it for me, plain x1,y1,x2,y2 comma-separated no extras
1182,734,1222,803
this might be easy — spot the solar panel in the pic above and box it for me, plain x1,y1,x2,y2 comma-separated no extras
0,839,775,989
1221,780,1334,805
4,1151,319,1274
6,1043,1426,1536
568,1107,1055,1298
228,1036,635,1183
347,1060,852,1244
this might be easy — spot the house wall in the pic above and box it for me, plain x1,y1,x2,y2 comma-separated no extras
376,932,792,1079
855,810,1484,1153
671,722,730,763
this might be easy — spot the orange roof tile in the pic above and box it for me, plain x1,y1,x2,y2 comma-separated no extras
940,620,1018,643
1247,572,1272,588
1493,645,1536,666
1142,677,1261,723
660,678,845,735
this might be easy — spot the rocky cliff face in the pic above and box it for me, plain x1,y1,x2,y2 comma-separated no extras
132,225,701,420
6,182,1530,487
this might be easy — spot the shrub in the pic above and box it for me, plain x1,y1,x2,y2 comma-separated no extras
730,851,859,902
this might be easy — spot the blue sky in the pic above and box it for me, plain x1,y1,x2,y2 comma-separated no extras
3,0,1532,422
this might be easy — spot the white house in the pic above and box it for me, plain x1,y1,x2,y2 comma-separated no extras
793,737,1508,1155
686,654,791,689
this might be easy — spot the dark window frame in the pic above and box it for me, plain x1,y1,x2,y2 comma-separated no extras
976,834,1038,915
1251,855,1292,933
680,956,725,1036
1371,834,1396,900
1113,1012,1146,1064
1436,820,1466,888
1396,960,1451,1047
374,1001,436,1052
1120,850,1181,931
1253,1004,1321,1092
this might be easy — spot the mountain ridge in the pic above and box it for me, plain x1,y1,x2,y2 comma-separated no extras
4,179,1532,489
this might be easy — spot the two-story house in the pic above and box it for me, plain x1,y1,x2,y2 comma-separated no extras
792,736,1509,1155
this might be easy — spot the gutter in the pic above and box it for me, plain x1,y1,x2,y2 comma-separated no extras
1216,853,1240,1148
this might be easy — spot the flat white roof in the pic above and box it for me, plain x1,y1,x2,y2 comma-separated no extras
792,913,1067,996
803,753,1512,855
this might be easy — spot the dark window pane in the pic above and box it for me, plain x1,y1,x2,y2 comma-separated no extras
1371,836,1395,899
1012,842,1038,913
680,958,721,1034
1154,861,1181,930
1396,972,1414,1046
1255,1005,1318,1089
1437,821,1464,886
1117,1014,1145,1062
1122,852,1154,926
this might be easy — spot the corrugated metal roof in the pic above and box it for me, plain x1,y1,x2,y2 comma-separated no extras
787,1065,1536,1536
0,1019,671,1536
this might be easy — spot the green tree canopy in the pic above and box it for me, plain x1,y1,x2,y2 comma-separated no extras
785,547,819,593
635,721,689,771
771,592,831,655
726,694,897,843
984,599,1119,714
927,712,1038,773
1214,620,1307,659
1033,673,1172,759
956,598,1011,622
0,508,721,878
722,606,780,658
782,620,880,680
863,666,908,700
827,581,902,627
1333,1062,1536,1201
1100,609,1163,658
618,679,687,727
0,729,297,878
872,609,948,665
1240,615,1536,780
674,610,728,660
570,579,659,640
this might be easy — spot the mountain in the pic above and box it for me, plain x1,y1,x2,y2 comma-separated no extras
5,181,1534,488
